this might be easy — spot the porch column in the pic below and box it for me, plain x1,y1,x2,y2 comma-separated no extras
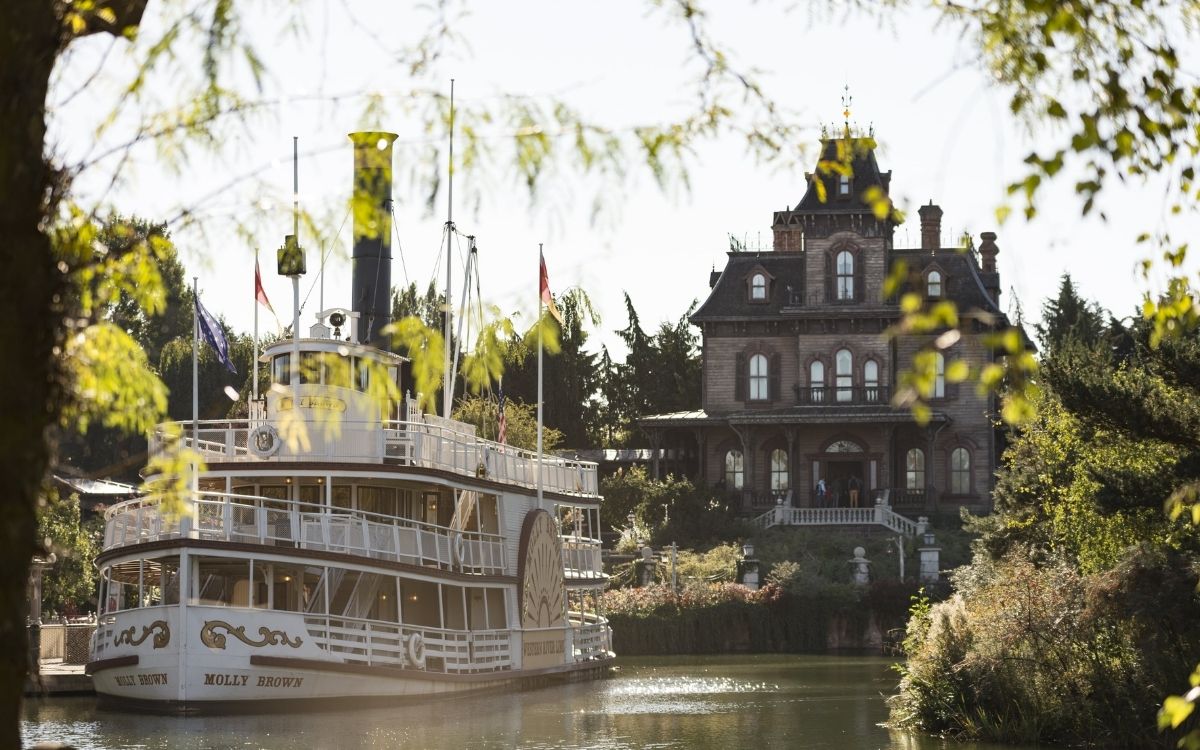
694,429,708,485
785,427,798,506
648,430,662,480
731,424,752,511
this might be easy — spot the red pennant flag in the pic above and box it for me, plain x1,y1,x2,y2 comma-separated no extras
539,251,563,326
255,258,281,328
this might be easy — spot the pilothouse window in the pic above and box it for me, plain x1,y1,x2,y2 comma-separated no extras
272,354,290,386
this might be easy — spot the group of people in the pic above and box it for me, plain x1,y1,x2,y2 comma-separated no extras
814,475,862,508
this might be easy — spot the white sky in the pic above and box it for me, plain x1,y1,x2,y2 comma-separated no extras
50,1,1199,356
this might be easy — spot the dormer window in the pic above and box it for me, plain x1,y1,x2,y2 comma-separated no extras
750,273,767,301
927,270,943,297
838,174,850,196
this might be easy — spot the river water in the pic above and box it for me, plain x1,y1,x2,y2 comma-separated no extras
22,655,1034,749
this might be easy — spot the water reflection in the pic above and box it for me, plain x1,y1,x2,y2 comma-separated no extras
22,656,1034,749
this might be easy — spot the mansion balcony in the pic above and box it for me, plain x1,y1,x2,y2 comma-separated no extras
793,385,889,406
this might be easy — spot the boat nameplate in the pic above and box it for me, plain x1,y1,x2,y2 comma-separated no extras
199,620,303,650
518,509,568,669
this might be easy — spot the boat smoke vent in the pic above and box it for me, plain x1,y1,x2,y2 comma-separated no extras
349,131,399,349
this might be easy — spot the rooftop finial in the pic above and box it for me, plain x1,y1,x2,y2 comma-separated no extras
841,84,852,127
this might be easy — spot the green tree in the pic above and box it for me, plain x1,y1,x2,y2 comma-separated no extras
158,328,257,421
36,487,98,617
101,217,193,366
391,281,444,336
604,294,701,446
499,289,601,448
893,287,1200,744
1036,274,1107,355
452,395,562,453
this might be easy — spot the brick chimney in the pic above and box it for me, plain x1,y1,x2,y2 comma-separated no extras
979,231,998,273
978,231,1001,304
918,202,942,250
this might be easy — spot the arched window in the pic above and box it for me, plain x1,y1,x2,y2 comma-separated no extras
809,360,825,403
864,360,880,402
836,349,853,402
906,449,925,489
927,270,942,297
951,447,971,494
750,273,767,300
838,174,851,196
749,354,769,400
770,449,789,492
826,439,863,453
725,450,744,490
836,251,855,300
934,352,946,398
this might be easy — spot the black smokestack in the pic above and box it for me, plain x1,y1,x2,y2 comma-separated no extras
349,131,399,347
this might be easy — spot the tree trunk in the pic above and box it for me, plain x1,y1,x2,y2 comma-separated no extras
0,1,64,745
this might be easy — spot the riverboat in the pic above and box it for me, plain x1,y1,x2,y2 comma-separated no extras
86,131,614,712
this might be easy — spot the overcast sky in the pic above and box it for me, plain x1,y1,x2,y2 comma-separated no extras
51,1,1199,357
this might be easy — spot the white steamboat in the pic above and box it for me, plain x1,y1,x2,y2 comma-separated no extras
86,132,613,712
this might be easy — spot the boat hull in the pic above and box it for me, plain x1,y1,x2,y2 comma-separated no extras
89,653,612,714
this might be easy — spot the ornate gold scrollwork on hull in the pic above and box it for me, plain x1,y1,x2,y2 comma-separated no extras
113,620,170,649
200,620,303,650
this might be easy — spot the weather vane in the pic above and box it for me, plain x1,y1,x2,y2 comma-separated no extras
842,84,852,127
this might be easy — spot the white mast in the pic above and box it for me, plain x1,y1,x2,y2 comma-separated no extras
442,79,456,418
192,276,199,443
536,243,544,510
291,136,301,399
252,250,259,409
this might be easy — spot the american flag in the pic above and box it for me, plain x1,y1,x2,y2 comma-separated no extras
497,384,507,445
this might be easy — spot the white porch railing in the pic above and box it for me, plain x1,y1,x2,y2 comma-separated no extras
151,416,599,498
750,502,923,537
561,539,605,581
302,615,512,674
103,492,507,575
570,612,612,661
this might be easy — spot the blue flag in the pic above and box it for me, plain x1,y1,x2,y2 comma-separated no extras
196,296,237,374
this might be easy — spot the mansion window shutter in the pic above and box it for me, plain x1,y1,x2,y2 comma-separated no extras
824,252,834,303
734,352,746,401
854,251,865,302
769,352,781,402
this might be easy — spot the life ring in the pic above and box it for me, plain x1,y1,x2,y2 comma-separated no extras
249,424,281,458
406,632,426,670
451,532,467,567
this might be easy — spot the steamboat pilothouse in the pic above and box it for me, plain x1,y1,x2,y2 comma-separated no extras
86,131,614,712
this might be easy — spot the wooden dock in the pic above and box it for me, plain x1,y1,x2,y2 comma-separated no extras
24,660,93,696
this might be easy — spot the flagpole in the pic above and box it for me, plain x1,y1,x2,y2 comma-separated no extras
536,244,544,511
253,251,260,409
442,79,456,419
192,277,199,445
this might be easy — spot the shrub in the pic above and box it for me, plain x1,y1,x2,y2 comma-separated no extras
890,547,1200,747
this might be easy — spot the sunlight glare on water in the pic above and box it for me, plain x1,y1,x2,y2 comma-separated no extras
602,674,776,715
22,656,1040,750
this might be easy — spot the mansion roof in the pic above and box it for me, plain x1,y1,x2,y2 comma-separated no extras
691,246,1005,323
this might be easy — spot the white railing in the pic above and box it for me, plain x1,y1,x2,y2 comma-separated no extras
569,613,612,661
302,615,512,674
561,538,605,580
751,503,922,536
104,492,506,575
151,416,599,498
